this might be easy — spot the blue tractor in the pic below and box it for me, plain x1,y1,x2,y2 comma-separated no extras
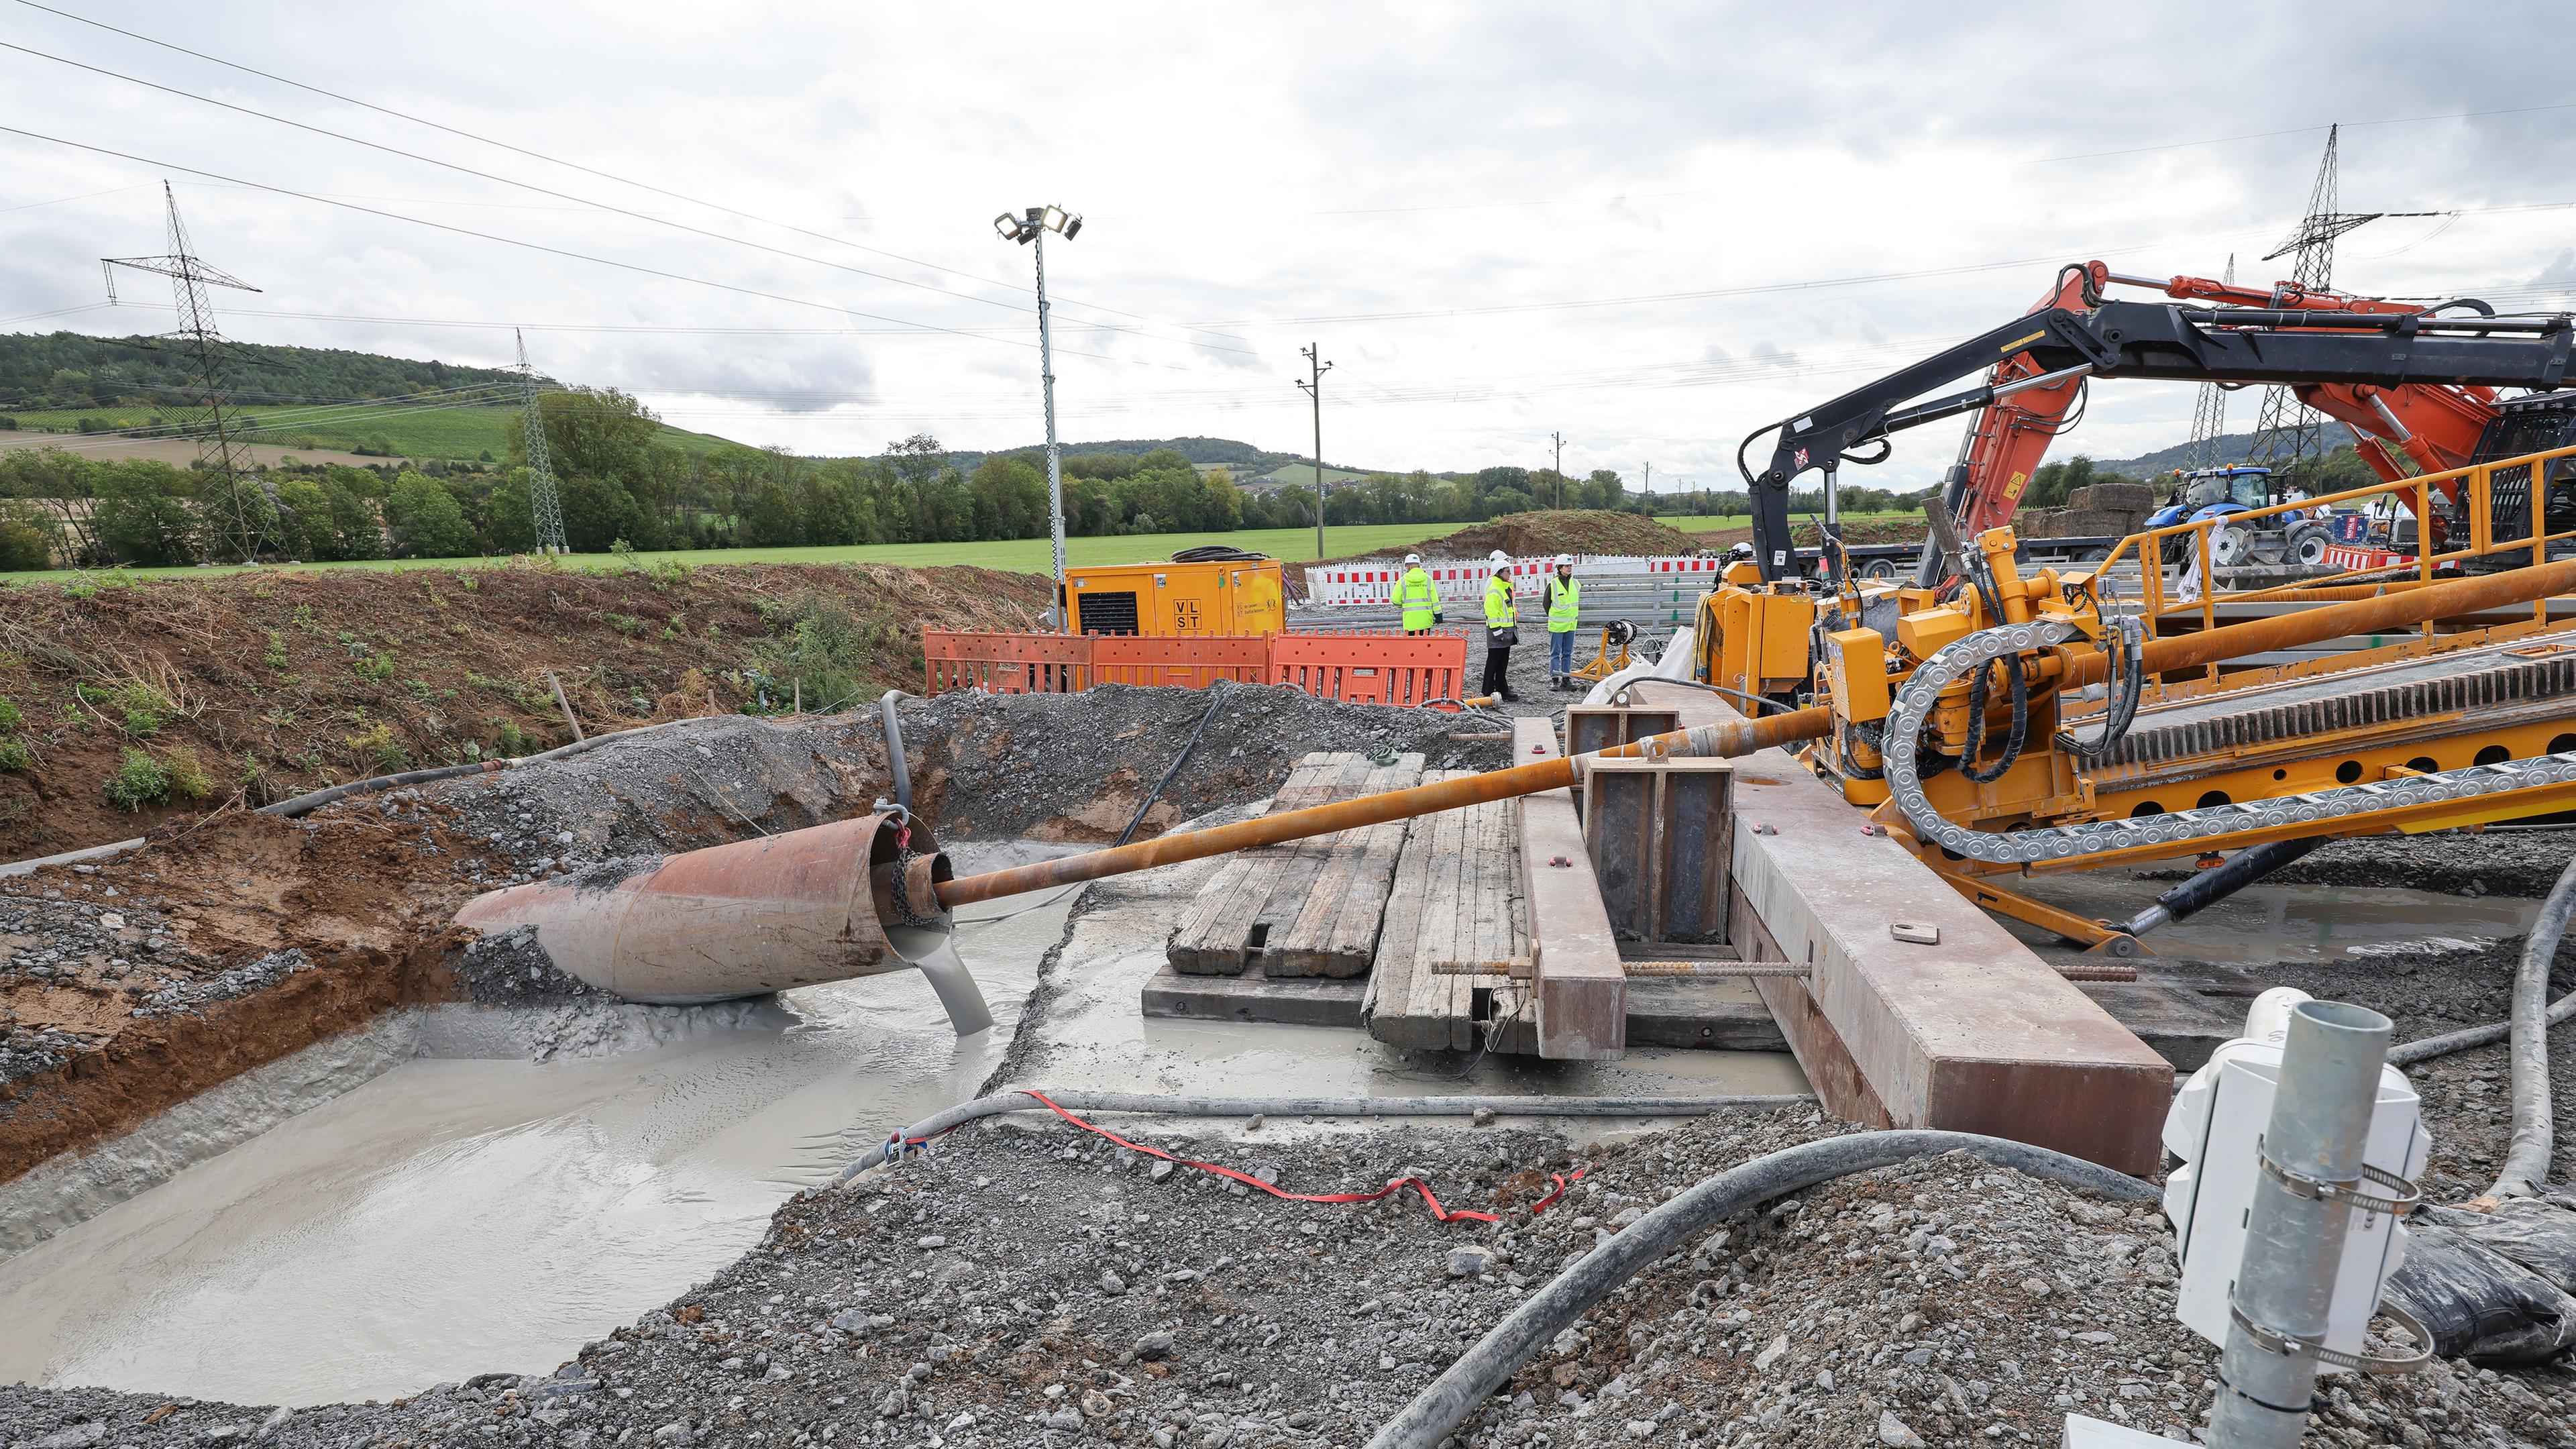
2145,465,2339,568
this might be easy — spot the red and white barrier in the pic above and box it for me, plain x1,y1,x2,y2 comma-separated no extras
1302,554,1718,606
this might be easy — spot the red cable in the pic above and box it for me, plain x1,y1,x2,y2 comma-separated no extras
1012,1090,1585,1226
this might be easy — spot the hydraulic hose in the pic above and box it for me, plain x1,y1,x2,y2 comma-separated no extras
260,717,698,818
1114,682,1231,848
2419,851,2576,1200
832,1089,1813,1185
1364,1130,2155,1449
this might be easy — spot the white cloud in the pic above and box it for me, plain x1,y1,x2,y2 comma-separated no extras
3,0,2571,498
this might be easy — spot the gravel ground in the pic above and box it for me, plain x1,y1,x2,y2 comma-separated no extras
5,1106,2573,1448
908,686,1513,841
2135,828,2576,901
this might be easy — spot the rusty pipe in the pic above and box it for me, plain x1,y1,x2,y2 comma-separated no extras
934,706,1829,909
453,814,994,1033
2076,553,2576,691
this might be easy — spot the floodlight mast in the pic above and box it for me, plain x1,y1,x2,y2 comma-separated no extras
995,204,1082,627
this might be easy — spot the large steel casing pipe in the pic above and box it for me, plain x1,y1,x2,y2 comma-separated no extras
453,813,990,1031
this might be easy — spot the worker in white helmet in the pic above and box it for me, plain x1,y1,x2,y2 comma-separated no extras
1481,549,1518,702
1544,551,1580,689
1390,552,1438,635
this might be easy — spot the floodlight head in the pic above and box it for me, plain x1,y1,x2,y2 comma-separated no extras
1061,214,1083,240
1042,205,1069,233
993,212,1026,243
1025,207,1044,225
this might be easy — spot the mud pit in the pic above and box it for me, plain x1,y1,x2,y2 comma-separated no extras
5,672,2576,1447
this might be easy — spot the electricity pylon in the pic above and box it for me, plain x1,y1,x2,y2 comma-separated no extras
101,182,268,563
515,329,568,554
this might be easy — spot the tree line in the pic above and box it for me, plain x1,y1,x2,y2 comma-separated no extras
0,388,1674,568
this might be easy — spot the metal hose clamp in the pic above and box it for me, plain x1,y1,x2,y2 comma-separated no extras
2226,1301,2434,1375
2259,1155,2422,1218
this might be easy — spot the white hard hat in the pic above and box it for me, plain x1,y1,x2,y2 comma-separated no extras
1554,552,1573,567
1489,549,1510,566
1403,552,1421,566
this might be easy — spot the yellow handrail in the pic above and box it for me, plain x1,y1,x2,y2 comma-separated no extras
2083,442,2576,623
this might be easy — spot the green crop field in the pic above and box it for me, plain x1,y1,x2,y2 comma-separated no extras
0,521,1489,584
4,404,739,462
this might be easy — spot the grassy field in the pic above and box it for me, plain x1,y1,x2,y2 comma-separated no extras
3,404,738,462
0,521,1485,584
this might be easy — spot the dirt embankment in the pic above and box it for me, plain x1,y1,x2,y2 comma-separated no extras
0,560,1049,860
1327,509,1708,567
1678,516,1931,551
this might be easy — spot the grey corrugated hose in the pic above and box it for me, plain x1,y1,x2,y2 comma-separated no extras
1362,1130,2156,1449
831,1089,1815,1186
2487,852,2576,1199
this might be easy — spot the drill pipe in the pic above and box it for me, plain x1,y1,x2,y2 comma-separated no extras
938,554,2576,910
933,706,1827,908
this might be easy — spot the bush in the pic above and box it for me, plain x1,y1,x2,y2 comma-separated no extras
0,519,50,571
0,696,19,733
0,739,29,772
344,722,407,773
103,749,168,811
162,745,213,800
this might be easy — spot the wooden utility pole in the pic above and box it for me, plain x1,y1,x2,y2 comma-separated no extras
1299,343,1334,559
1551,431,1565,508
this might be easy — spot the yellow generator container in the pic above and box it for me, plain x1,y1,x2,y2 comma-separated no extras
1063,556,1286,636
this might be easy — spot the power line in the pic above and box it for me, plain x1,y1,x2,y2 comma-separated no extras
0,37,1266,361
0,124,1241,379
2027,98,2576,166
3,0,1260,352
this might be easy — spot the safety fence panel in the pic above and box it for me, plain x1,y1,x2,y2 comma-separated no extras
928,630,1467,706
1304,554,1723,605
1090,634,1270,689
1267,632,1468,708
922,631,1092,694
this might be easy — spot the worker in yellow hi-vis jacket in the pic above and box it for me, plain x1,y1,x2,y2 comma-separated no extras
1481,549,1517,702
1544,552,1580,690
1391,553,1439,635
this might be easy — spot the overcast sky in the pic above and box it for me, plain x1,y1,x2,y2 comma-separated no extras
5,1,2575,493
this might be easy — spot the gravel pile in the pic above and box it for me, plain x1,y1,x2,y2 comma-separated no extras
7,1106,2574,1448
450,924,611,1009
911,685,1512,841
2134,827,2576,901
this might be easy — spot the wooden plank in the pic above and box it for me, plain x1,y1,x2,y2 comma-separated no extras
1624,679,2174,1175
1515,717,1626,1059
1358,786,1448,1041
1270,755,1421,977
1402,787,1476,1049
1165,753,1365,975
1140,962,1366,1029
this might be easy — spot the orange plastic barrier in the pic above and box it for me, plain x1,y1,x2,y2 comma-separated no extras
1267,631,1467,708
1091,634,1270,689
921,631,1091,694
922,630,1468,707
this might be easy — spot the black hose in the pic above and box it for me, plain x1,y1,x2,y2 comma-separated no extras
1114,682,1231,847
1959,652,2029,784
878,691,914,812
1364,1130,2155,1449
259,718,696,819
2061,614,2145,763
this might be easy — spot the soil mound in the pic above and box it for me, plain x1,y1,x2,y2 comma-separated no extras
0,560,1047,860
1680,516,1929,551
1335,511,1704,566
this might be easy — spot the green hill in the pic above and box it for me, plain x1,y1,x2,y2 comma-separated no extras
0,331,737,460
2098,423,2359,476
